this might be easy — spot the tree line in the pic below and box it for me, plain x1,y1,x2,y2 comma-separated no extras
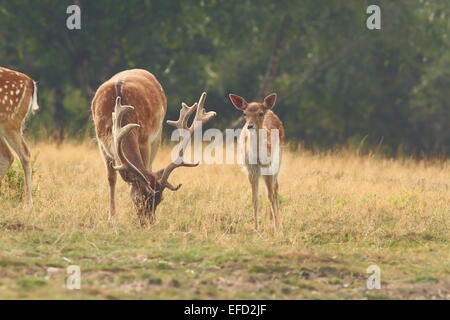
1,0,449,156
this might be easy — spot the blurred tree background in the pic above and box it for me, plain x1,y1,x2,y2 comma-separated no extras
0,0,449,156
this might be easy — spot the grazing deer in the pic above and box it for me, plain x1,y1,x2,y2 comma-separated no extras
0,67,40,210
229,93,285,231
91,69,215,224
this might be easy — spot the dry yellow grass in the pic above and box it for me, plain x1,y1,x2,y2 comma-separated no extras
1,141,450,299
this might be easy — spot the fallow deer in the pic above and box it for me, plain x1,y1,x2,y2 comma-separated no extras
91,69,215,224
229,93,285,231
0,67,40,210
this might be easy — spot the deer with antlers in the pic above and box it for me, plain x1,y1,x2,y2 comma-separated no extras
0,67,40,210
91,69,215,224
229,93,285,232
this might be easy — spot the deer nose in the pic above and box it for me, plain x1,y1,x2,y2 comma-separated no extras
247,124,254,130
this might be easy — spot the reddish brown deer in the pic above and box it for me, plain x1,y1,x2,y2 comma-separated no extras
91,69,215,224
229,93,285,231
0,67,39,210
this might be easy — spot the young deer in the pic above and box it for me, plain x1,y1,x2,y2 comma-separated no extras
229,93,285,231
91,69,215,224
0,67,39,210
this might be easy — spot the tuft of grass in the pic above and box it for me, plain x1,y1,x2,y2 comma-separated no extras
2,160,25,201
17,278,48,290
1,152,39,203
408,276,439,284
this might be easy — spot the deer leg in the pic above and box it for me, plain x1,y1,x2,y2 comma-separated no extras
4,131,33,210
101,149,117,219
148,133,161,172
107,161,117,219
0,137,14,192
140,139,152,172
248,170,260,230
273,177,282,232
139,133,160,173
263,174,280,232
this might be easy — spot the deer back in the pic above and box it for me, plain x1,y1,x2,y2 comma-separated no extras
0,67,35,129
91,69,167,155
263,110,285,145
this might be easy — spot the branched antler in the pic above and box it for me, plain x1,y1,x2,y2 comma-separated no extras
159,92,216,191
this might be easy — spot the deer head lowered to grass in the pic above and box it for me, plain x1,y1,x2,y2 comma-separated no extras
91,69,216,225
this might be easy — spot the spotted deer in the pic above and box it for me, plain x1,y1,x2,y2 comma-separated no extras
229,93,285,231
91,69,215,224
0,67,39,210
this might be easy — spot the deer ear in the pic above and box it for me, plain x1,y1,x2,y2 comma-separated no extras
263,93,277,109
229,94,248,111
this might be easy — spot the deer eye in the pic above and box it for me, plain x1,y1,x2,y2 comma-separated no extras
258,112,264,117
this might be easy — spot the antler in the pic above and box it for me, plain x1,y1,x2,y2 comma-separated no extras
112,97,153,189
159,92,216,191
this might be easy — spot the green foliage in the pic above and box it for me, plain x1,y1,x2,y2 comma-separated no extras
16,278,48,290
1,1,450,155
1,153,38,202
2,160,25,202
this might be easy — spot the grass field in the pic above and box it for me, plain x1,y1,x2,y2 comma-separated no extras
1,141,450,299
